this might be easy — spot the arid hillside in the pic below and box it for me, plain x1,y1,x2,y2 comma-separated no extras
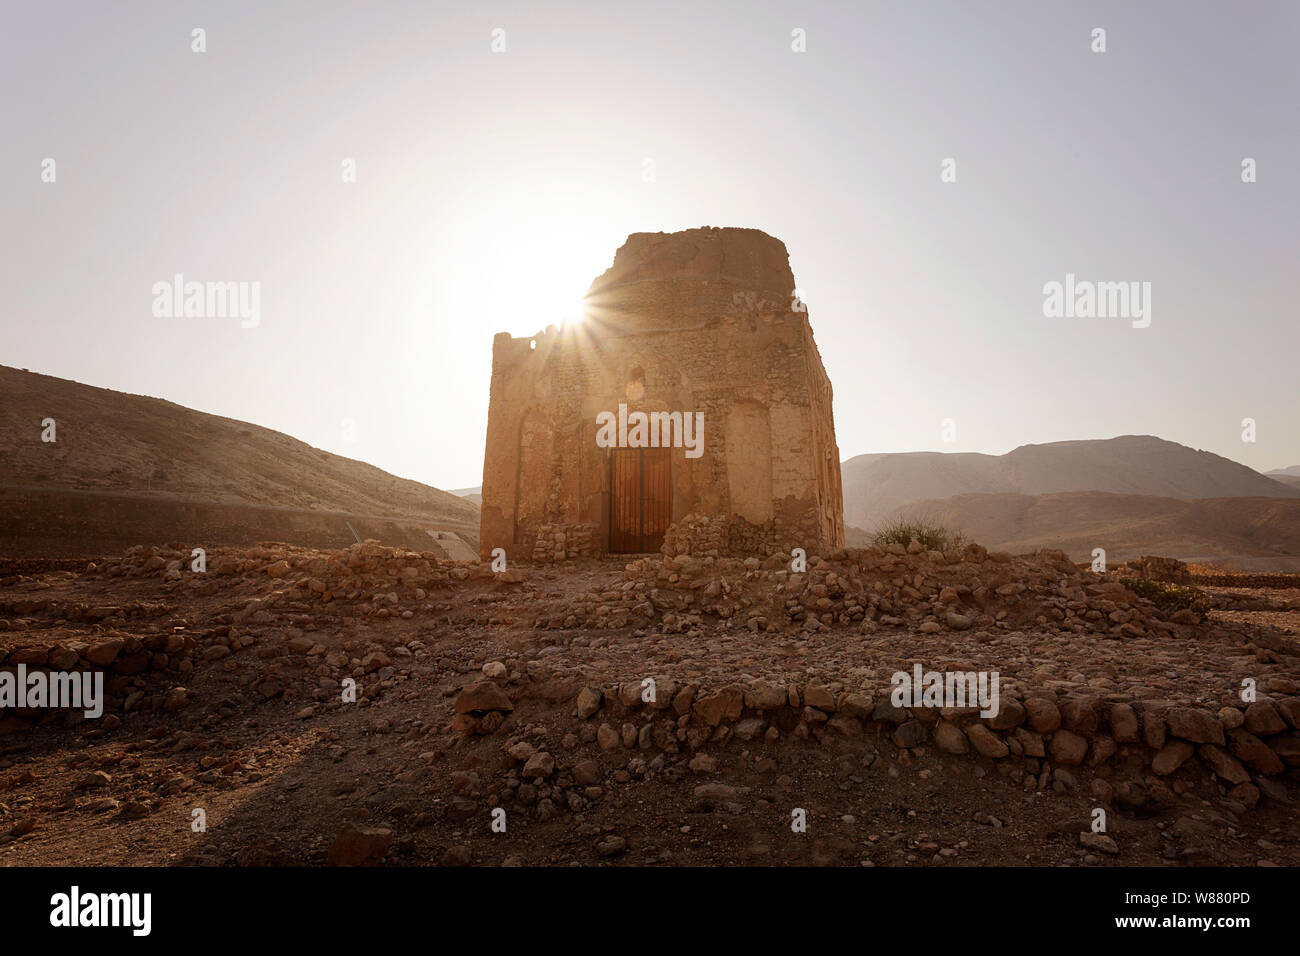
842,436,1299,531
859,491,1300,570
0,366,477,556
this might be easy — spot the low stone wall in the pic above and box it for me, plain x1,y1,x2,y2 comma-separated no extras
530,523,598,563
661,513,775,558
566,681,1298,806
79,539,485,603
451,673,1299,812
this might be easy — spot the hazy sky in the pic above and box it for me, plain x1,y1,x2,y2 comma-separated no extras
4,0,1297,490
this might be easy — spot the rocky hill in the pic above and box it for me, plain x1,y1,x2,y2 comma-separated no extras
842,436,1299,531
0,366,477,556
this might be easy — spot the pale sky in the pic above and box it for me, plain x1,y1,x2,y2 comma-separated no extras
3,0,1297,490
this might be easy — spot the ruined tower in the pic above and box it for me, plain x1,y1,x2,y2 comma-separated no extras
479,226,844,560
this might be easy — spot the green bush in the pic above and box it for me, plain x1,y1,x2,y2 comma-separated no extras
872,518,966,552
1119,577,1213,622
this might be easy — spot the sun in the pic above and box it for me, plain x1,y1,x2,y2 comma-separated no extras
563,298,589,326
467,236,602,336
442,196,622,338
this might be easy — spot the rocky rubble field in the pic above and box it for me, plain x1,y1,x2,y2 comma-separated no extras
0,540,1296,867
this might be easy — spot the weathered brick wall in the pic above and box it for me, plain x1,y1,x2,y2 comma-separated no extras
479,227,845,561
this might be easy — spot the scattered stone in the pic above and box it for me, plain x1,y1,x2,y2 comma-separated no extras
440,845,472,867
454,682,513,714
1151,740,1195,775
1243,702,1286,736
326,824,392,866
522,752,555,779
1166,707,1224,745
965,724,1008,759
1079,832,1119,856
892,720,928,749
1196,745,1250,785
506,741,537,762
597,723,620,750
75,771,112,790
576,686,603,719
1050,730,1088,766
1024,697,1061,734
933,721,969,754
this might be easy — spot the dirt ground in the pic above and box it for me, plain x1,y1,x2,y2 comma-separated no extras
0,547,1296,867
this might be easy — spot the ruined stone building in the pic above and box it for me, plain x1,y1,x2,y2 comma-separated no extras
478,227,844,561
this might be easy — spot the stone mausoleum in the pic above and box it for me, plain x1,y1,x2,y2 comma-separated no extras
478,227,844,561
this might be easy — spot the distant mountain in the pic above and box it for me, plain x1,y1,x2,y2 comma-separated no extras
0,366,477,555
449,485,482,506
841,435,1299,531
857,491,1300,572
1267,465,1300,478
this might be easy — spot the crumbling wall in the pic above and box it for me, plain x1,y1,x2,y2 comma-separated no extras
479,227,845,561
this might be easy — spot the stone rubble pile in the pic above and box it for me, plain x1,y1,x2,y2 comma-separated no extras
77,540,510,615
1121,555,1193,584
537,543,1209,635
0,629,198,733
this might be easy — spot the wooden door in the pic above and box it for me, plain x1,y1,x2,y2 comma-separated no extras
609,446,671,553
